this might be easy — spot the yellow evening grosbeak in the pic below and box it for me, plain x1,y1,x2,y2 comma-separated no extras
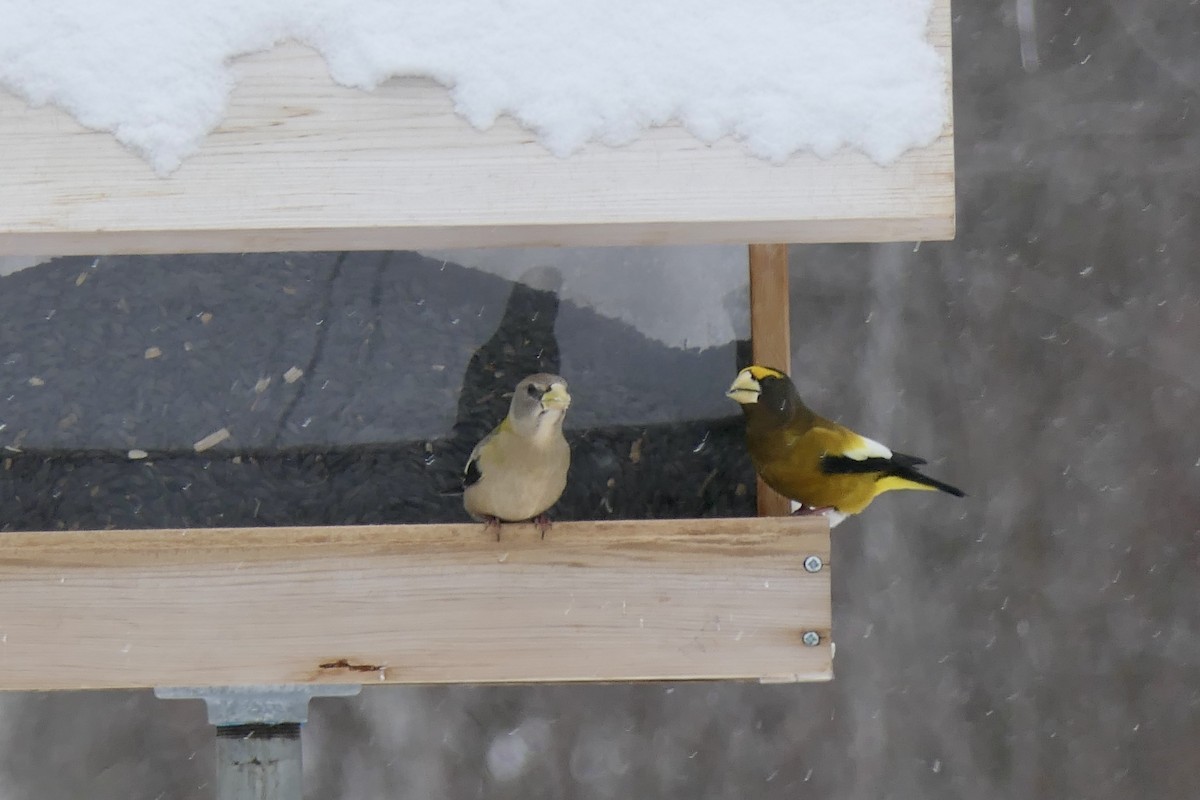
727,365,963,526
464,373,571,536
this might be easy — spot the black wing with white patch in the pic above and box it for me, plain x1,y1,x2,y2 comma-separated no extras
463,452,484,488
820,454,964,497
819,455,894,475
463,426,498,490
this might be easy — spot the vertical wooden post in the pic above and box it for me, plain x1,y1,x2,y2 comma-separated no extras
748,244,794,517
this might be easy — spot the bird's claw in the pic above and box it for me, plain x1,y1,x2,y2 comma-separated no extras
484,515,502,541
533,514,552,539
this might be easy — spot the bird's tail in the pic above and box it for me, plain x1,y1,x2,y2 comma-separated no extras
882,465,965,497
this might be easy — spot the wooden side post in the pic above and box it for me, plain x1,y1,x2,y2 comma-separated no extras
748,243,795,517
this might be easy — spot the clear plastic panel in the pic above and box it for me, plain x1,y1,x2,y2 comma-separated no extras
0,246,754,529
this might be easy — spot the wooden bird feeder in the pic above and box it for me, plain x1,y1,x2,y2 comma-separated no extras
0,0,952,693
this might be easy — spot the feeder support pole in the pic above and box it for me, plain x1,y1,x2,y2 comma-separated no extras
156,685,362,800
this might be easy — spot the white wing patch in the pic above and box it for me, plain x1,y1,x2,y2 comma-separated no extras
842,434,892,460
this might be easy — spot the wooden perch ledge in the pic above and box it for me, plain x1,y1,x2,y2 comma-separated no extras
0,517,831,691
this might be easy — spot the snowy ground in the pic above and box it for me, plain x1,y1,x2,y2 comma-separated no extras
2,2,1200,799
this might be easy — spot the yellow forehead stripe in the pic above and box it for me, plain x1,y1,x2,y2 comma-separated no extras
746,365,785,380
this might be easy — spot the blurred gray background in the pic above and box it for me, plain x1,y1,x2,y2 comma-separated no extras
2,0,1200,798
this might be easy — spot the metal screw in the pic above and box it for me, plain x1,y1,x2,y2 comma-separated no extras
802,631,821,647
803,555,823,573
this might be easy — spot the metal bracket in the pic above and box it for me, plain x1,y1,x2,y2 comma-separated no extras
156,685,362,800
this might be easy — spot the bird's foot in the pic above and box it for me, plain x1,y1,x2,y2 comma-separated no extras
484,515,503,541
792,505,836,517
533,514,553,539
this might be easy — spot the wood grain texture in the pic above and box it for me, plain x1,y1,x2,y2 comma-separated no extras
0,1,953,255
0,518,831,690
748,244,796,517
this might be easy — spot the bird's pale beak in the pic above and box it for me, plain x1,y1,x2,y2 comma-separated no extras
725,371,760,404
541,383,571,411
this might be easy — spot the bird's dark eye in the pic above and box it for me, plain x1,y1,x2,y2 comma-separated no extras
527,384,541,397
